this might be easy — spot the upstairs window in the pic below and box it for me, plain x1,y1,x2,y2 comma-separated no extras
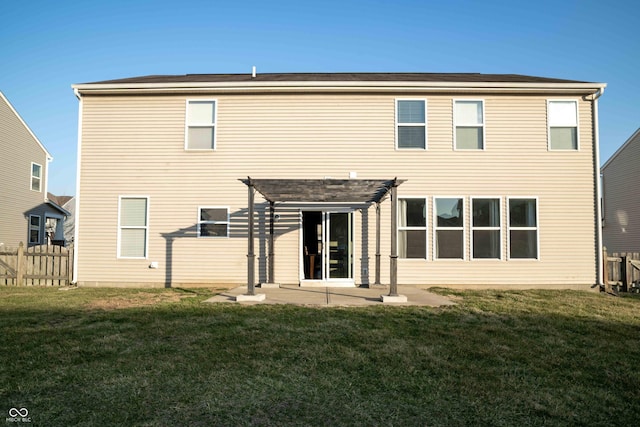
396,99,426,149
198,207,229,238
118,197,149,258
508,198,538,259
31,163,42,192
186,100,217,150
435,198,464,259
454,100,484,150
548,100,578,150
398,198,427,259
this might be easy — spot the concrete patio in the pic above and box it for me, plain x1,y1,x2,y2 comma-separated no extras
203,285,456,307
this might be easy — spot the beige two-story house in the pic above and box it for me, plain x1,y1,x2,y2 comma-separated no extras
0,91,68,248
71,72,606,289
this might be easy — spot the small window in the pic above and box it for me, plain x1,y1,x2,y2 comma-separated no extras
508,198,538,259
398,198,427,259
396,99,426,149
198,207,229,238
435,198,464,259
29,215,41,244
186,100,217,150
548,100,578,150
118,197,148,258
472,198,501,259
31,163,42,192
454,100,484,150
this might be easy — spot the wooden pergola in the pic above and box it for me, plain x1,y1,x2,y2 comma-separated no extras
240,177,404,298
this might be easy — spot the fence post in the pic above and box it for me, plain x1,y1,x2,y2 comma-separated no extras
625,253,633,293
68,245,74,286
602,246,609,292
16,242,24,286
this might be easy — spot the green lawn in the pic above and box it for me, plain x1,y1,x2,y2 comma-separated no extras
1,287,639,426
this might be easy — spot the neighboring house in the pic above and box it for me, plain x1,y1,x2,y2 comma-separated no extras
601,128,640,253
62,196,75,246
0,91,68,248
48,193,75,246
72,72,606,288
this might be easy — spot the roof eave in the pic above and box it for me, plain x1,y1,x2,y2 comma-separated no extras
46,200,72,217
0,91,53,159
72,81,607,95
601,127,640,171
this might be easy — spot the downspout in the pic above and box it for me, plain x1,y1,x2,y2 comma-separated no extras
591,87,605,288
44,156,53,203
71,87,82,284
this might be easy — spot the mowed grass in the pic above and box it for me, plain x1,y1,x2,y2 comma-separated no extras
1,287,639,426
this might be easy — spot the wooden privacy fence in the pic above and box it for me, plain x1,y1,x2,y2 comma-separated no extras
603,247,640,293
0,242,73,286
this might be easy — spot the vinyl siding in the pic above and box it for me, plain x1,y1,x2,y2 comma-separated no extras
77,93,597,287
0,95,49,248
602,130,640,253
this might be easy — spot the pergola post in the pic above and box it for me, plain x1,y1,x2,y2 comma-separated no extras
375,202,381,286
268,201,275,284
236,178,265,301
247,181,256,296
382,179,407,302
389,183,398,296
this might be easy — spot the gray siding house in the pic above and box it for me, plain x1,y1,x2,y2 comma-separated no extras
602,128,640,253
0,91,68,248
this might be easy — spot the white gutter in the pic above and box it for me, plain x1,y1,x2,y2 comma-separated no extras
592,87,605,288
71,88,83,284
72,81,607,96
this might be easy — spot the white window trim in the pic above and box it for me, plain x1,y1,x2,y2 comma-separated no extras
470,196,502,261
507,196,540,260
398,196,428,260
197,206,230,238
185,99,218,151
395,98,427,150
117,195,150,259
31,162,42,192
453,99,486,151
547,99,580,151
29,214,41,244
433,196,466,261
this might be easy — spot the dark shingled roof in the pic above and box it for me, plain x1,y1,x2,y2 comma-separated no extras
84,72,589,85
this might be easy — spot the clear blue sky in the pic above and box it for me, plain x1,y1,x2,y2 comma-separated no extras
1,0,638,196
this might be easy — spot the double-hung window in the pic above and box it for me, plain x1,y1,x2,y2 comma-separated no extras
398,198,427,258
454,100,484,150
118,197,149,258
31,163,42,192
471,198,501,259
198,207,229,238
434,198,464,259
29,215,41,244
396,99,426,149
548,100,578,150
186,100,217,150
508,198,538,259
